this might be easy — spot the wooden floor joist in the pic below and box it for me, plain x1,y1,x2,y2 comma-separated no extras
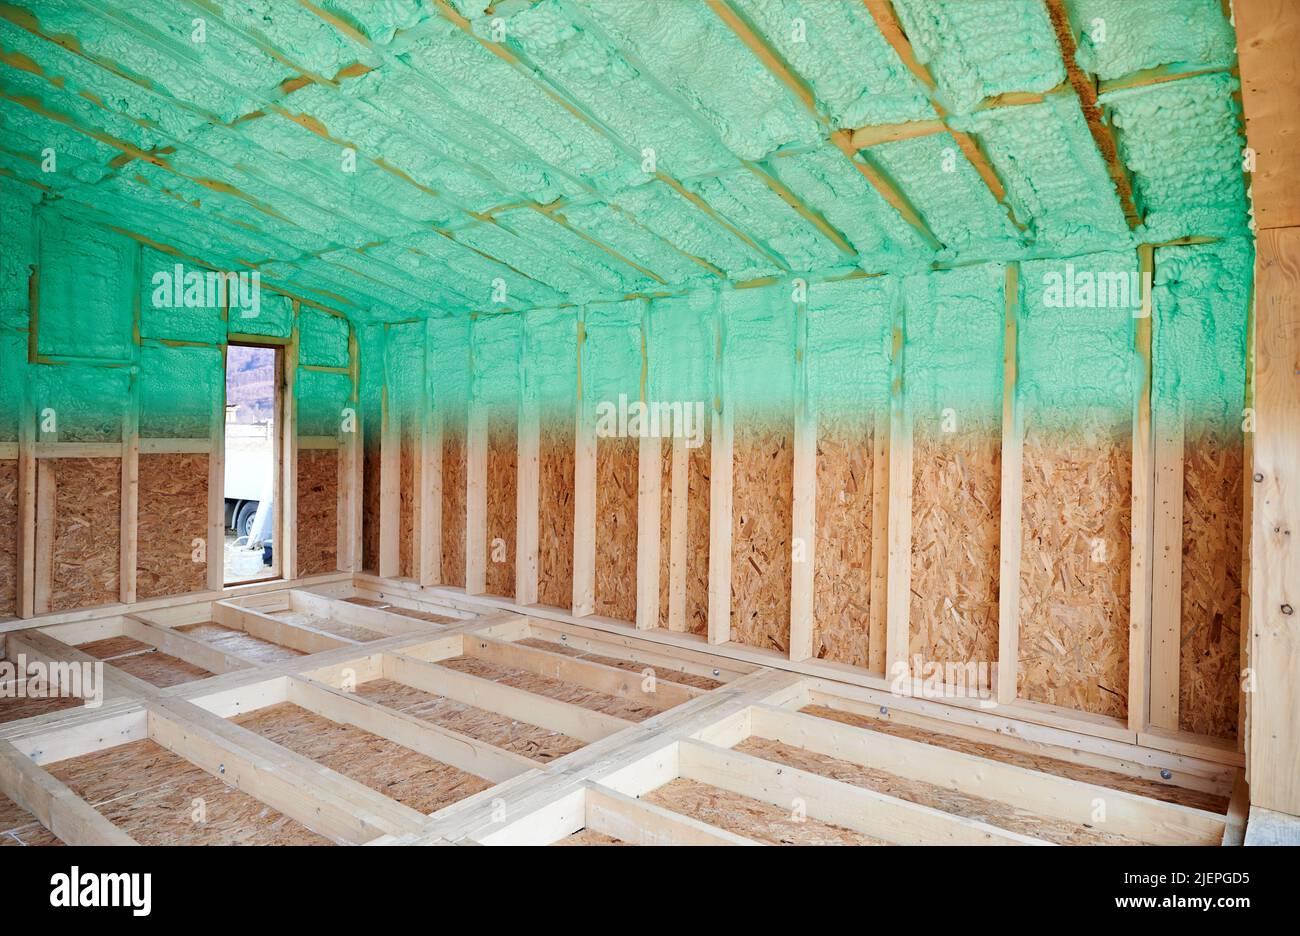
1,575,1247,847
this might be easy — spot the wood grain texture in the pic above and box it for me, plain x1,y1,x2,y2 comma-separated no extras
730,426,792,653
361,440,380,574
1178,430,1243,740
594,435,637,622
1236,0,1300,230
909,423,1001,674
48,457,121,612
537,422,574,609
399,431,414,580
812,417,873,667
296,448,338,577
440,423,467,589
1019,425,1131,719
485,417,517,599
136,453,207,600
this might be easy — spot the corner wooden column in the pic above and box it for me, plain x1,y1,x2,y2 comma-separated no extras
1249,227,1300,814
1236,0,1300,814
884,295,911,678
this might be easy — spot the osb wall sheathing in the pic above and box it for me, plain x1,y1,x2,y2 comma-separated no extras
0,460,16,618
136,453,207,600
485,417,516,599
47,457,121,612
537,421,574,609
1018,424,1131,720
361,441,380,574
731,426,792,653
813,416,873,668
1180,429,1243,740
399,430,414,580
909,420,1001,671
594,435,637,622
296,448,338,577
441,421,467,588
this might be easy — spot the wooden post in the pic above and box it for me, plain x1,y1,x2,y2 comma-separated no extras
415,318,441,587
572,309,596,617
790,291,815,661
885,296,911,679
32,460,54,616
1249,226,1300,814
378,382,400,581
868,407,889,673
997,263,1022,706
466,403,488,596
707,299,732,645
667,434,689,631
207,344,227,590
636,303,660,630
337,326,363,574
517,399,540,605
1151,404,1185,730
1128,244,1157,735
120,277,140,604
280,328,299,582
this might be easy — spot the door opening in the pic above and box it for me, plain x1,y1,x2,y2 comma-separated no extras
223,343,281,584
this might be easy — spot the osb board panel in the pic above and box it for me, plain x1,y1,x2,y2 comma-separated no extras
731,427,792,653
0,460,16,619
357,677,585,763
177,621,304,664
49,738,330,845
909,427,1001,670
234,703,492,814
1179,431,1243,740
486,418,516,599
516,636,723,690
802,703,1228,812
440,655,662,721
1,791,63,846
737,736,1132,844
137,453,207,601
538,423,574,609
1,696,86,725
441,425,466,588
296,448,338,577
399,434,414,579
1019,428,1131,719
77,635,211,688
362,441,380,574
269,609,385,643
49,457,120,612
686,429,711,636
813,418,873,667
646,777,879,845
594,435,637,623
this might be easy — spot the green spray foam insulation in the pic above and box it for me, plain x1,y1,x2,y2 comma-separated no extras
1018,252,1140,435
1152,238,1252,434
0,0,1259,446
903,263,1006,436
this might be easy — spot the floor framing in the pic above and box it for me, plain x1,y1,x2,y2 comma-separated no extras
0,578,1243,846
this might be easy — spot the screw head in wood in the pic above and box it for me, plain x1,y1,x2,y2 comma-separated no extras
1160,769,1172,780
880,706,889,715
1254,472,1264,482
1283,604,1295,616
